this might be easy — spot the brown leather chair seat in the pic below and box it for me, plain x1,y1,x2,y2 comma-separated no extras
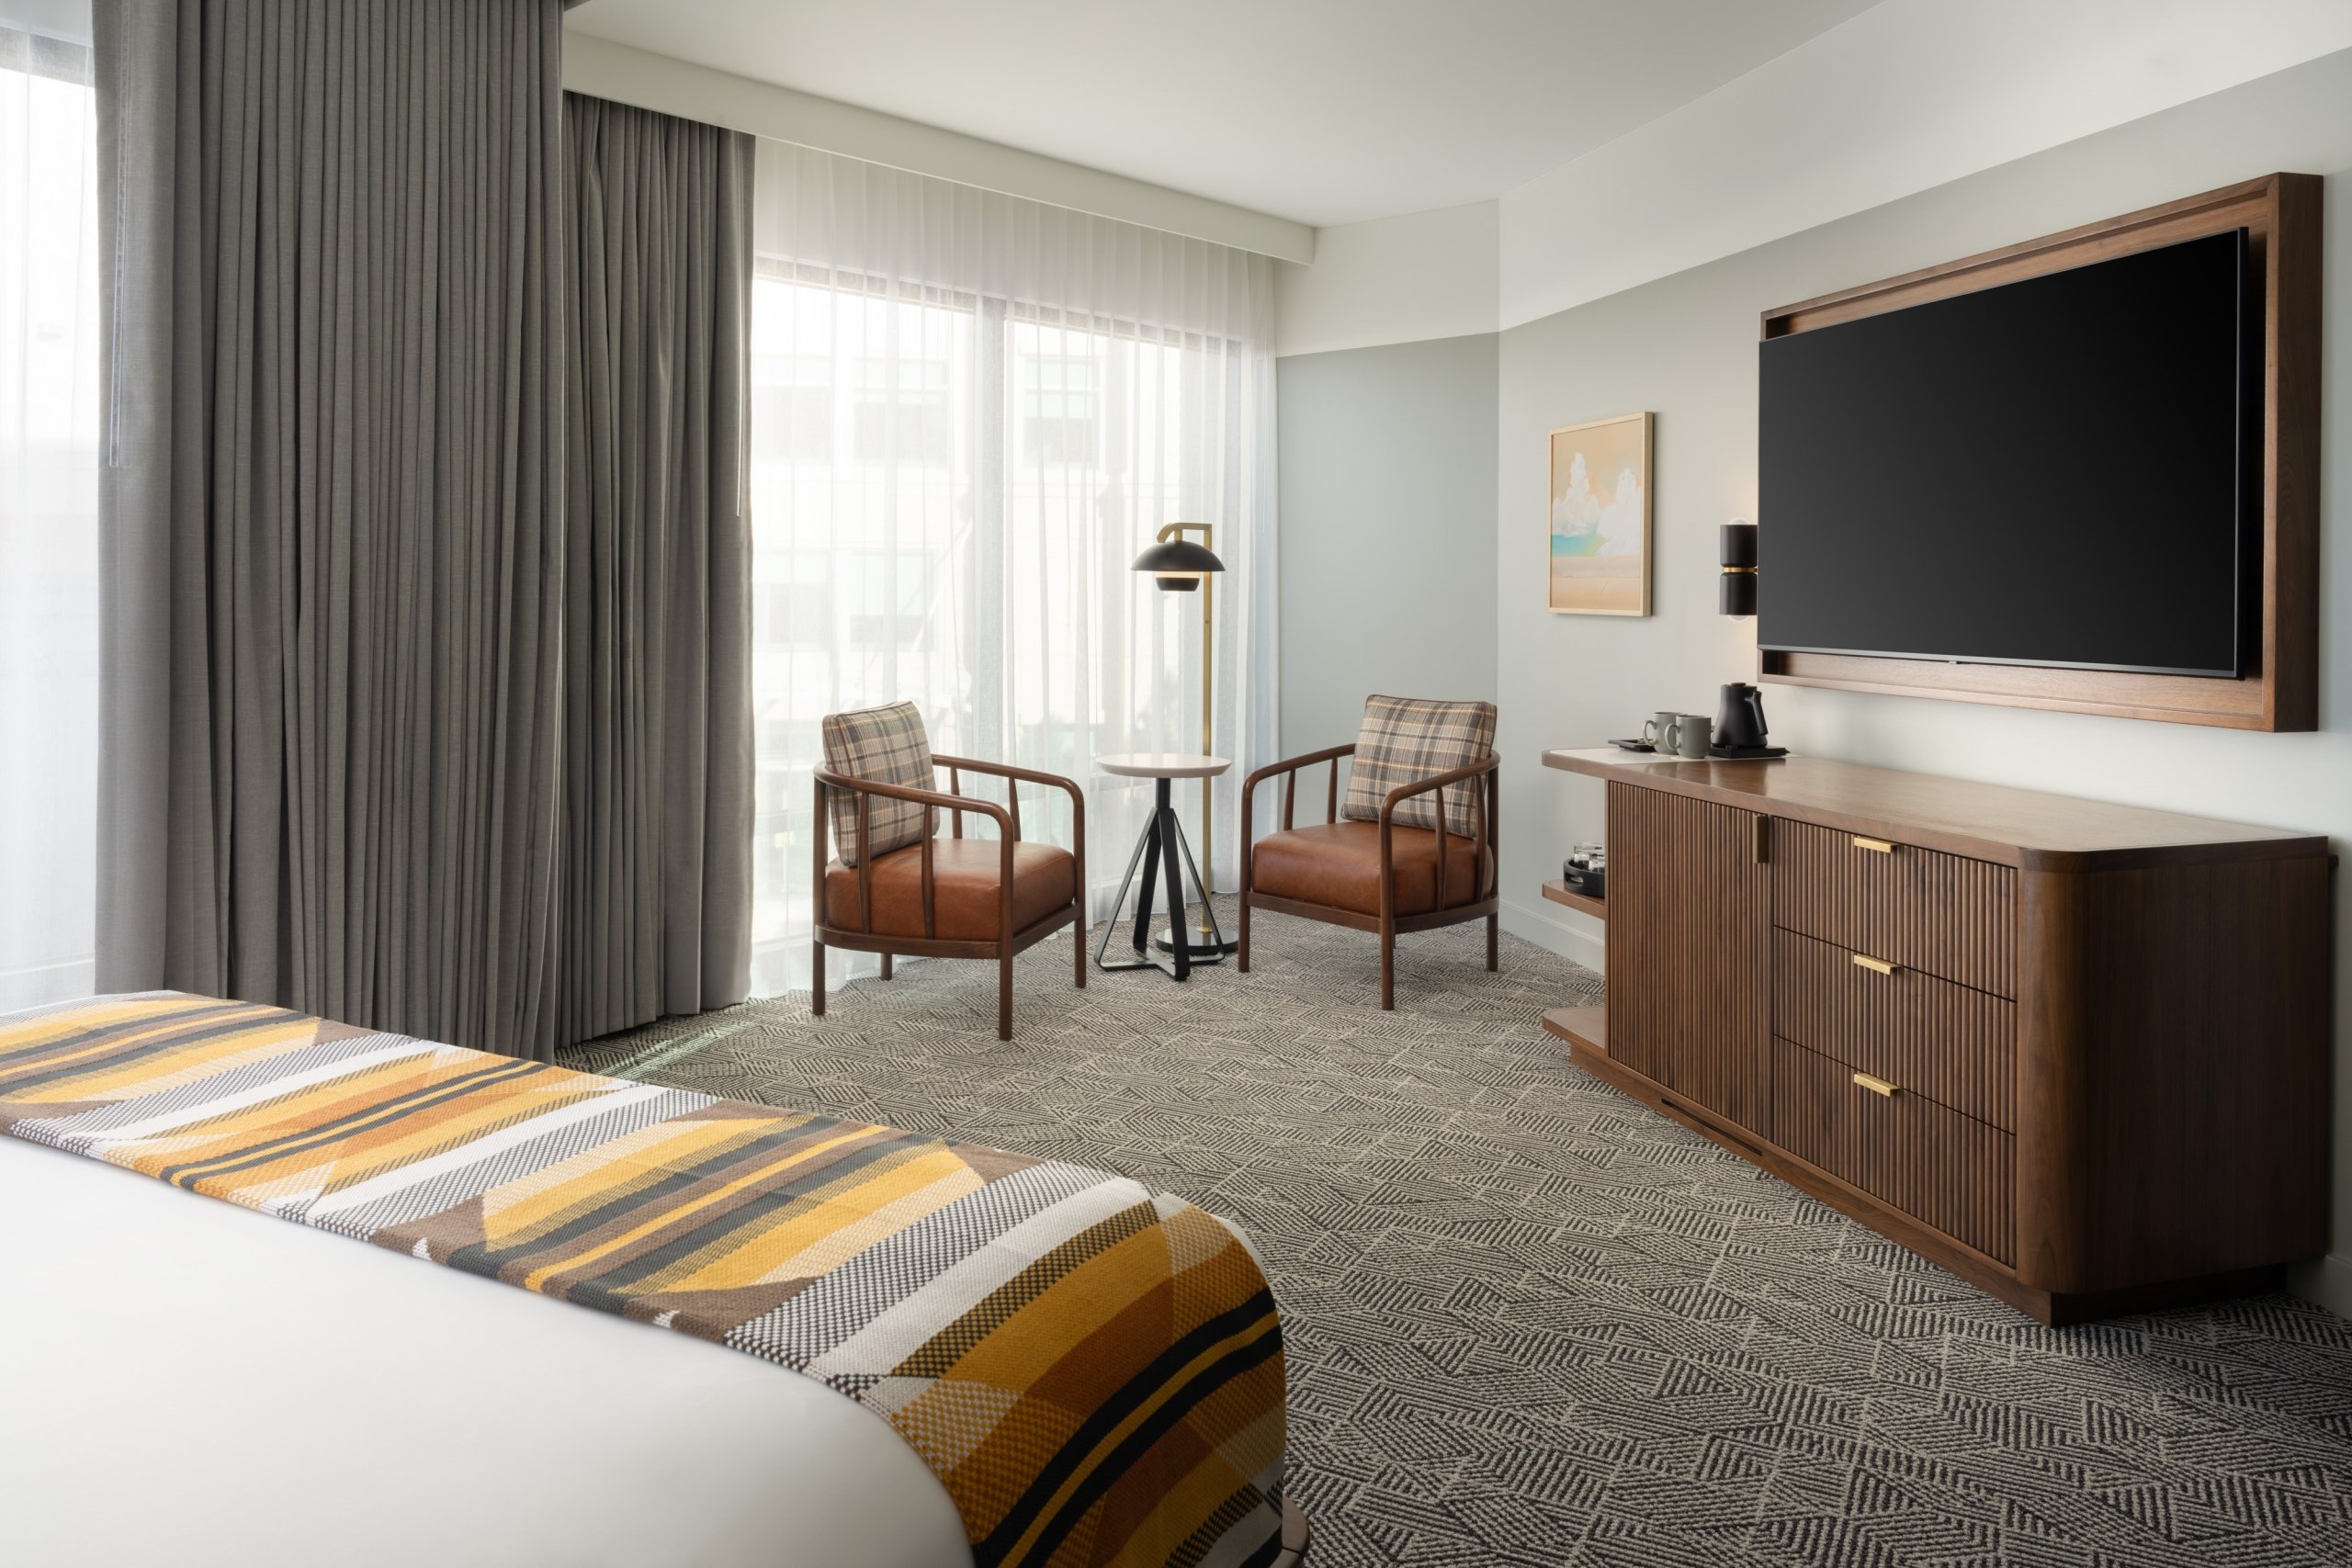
1250,819,1480,918
824,840,1077,941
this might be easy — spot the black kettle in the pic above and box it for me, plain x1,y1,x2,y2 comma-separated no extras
1715,682,1770,750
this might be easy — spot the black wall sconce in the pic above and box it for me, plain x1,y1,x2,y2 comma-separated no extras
1720,520,1757,616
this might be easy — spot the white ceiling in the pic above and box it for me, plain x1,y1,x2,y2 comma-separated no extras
564,0,1881,228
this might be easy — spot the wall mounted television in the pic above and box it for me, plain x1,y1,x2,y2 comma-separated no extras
1758,229,2256,679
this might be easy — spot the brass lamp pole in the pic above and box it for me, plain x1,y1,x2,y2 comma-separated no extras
1131,523,1224,937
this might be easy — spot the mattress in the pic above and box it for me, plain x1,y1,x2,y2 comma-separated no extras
0,1132,974,1567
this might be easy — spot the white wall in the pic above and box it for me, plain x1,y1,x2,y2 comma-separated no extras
1275,335,1499,754
1495,45,2352,1309
1275,4,2352,356
0,0,87,39
1273,202,1498,358
1498,0,2352,329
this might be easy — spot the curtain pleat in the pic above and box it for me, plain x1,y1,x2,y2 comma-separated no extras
95,0,571,1059
557,93,753,1045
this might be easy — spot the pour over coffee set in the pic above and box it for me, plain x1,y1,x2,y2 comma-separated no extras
1610,682,1788,761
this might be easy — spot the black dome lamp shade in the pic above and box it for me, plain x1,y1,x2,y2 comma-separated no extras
1131,537,1225,592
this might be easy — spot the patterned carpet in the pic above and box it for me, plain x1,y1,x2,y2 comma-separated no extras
568,901,2352,1567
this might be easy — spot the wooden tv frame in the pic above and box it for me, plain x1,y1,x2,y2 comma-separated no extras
1757,173,2322,732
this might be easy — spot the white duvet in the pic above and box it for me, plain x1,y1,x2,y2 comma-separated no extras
0,1134,974,1567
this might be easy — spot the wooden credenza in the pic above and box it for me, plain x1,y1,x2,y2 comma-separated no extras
1542,750,2331,1325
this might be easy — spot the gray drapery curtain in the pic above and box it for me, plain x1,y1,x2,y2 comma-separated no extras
558,94,753,1043
92,2,753,1059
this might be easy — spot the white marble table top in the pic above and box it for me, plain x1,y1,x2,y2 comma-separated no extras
1096,752,1231,780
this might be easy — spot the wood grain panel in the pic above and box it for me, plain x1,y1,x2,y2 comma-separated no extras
1773,929,2016,1131
1759,649,2273,728
1556,753,2324,1324
2015,854,2332,1294
1757,172,2322,733
1605,782,1769,1132
1544,750,2326,871
1771,1036,2015,1264
1773,818,2017,996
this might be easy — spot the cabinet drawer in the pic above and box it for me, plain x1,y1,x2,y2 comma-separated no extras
1771,819,2017,997
1770,1036,2015,1265
1773,929,2016,1130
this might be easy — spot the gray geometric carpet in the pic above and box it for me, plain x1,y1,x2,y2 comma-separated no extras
567,901,2352,1567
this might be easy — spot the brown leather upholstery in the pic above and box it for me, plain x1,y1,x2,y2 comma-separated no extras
1249,819,1481,918
823,840,1077,941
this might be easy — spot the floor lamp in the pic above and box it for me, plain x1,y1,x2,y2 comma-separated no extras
1131,523,1229,953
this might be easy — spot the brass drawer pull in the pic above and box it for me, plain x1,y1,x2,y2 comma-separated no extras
1852,1071,1899,1098
1851,953,1897,976
1851,835,1894,853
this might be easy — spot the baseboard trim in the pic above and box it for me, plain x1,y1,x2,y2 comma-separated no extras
1499,897,1603,971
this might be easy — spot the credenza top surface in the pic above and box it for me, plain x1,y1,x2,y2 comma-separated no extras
1542,749,2324,870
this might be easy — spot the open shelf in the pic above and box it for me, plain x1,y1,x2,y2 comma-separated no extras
1541,1005,1606,1055
1540,879,1606,919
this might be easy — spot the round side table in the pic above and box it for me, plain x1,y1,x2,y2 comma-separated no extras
1094,753,1230,981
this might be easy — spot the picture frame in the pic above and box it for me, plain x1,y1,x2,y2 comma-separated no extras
1547,412,1653,616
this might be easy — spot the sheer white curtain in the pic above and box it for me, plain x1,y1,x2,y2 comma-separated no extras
747,141,1278,995
0,14,98,1011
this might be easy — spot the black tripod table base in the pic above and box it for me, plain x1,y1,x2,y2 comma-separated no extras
1093,776,1228,981
1152,926,1235,961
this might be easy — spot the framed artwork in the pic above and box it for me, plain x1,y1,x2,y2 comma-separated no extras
1547,412,1652,615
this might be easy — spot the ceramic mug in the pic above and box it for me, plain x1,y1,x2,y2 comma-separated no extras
1674,714,1713,759
1641,710,1679,750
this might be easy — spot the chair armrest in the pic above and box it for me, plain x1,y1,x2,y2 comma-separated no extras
815,768,1012,834
931,751,1086,860
930,753,1080,800
1375,753,1500,821
1240,743,1355,797
1375,754,1501,914
814,768,1016,941
1242,743,1357,851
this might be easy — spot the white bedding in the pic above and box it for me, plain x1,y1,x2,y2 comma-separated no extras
0,1134,974,1567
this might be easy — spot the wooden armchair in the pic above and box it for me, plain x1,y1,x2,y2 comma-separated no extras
811,752,1085,1041
1238,742,1498,1009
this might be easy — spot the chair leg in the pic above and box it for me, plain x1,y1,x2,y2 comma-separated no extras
1072,906,1086,988
878,953,893,982
812,938,828,1017
998,947,1014,1041
1487,911,1499,972
1380,922,1396,1010
1238,894,1251,973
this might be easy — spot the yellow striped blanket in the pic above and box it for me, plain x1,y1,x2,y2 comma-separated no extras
0,993,1289,1567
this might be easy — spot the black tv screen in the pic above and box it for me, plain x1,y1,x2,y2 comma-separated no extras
1758,230,2254,678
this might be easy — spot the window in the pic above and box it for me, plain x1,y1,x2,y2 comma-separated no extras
0,19,98,1010
743,141,1273,998
853,355,954,466
751,353,834,463
1017,350,1098,466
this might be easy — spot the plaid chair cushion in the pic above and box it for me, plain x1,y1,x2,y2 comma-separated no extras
1340,694,1497,839
821,701,936,866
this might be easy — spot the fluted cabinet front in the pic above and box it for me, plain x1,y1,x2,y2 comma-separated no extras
1604,783,1770,1132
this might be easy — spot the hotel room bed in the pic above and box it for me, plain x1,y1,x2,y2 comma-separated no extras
0,994,1303,1568
0,1132,972,1567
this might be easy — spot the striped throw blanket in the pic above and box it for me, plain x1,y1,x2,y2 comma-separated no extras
0,994,1289,1568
